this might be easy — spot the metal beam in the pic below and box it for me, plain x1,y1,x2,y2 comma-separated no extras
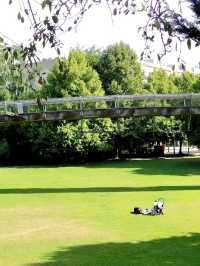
0,93,200,109
0,93,199,123
0,107,198,123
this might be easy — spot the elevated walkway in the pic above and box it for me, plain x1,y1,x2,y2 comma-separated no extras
0,93,199,123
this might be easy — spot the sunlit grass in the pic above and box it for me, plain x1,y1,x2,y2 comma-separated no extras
0,158,200,265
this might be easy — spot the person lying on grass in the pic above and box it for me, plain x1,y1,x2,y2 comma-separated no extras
131,199,164,216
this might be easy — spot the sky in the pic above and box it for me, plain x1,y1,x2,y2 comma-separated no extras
0,0,199,70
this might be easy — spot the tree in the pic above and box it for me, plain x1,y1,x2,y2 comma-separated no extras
43,49,104,97
0,44,40,100
32,48,115,163
145,69,178,94
1,0,200,68
172,71,200,93
139,0,200,62
96,42,143,95
4,1,137,63
85,47,102,70
155,0,200,44
57,118,115,162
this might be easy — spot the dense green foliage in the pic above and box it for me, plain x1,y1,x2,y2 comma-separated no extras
94,42,143,95
145,69,178,94
44,50,104,98
0,42,200,163
1,158,200,265
0,46,36,100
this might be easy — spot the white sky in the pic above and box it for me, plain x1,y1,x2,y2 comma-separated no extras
0,0,199,69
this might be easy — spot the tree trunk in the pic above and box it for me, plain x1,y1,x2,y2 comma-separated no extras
187,138,190,155
179,140,183,155
173,139,176,155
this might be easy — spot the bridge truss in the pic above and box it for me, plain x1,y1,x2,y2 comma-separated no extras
0,93,200,123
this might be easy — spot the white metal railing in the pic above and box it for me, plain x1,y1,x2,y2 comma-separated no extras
0,93,199,114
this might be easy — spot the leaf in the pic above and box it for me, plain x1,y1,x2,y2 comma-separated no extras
24,9,29,15
42,1,47,9
21,16,25,23
175,42,178,51
0,37,4,43
49,35,54,44
181,63,186,71
52,15,58,23
124,9,129,15
44,17,49,25
9,0,12,4
113,8,117,15
157,54,161,61
167,38,172,45
154,21,160,30
17,12,21,20
68,27,72,31
4,51,9,61
187,39,191,50
58,60,63,72
13,49,18,59
48,1,52,12
42,39,46,48
57,48,61,55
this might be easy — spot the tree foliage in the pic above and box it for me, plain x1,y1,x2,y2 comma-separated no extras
172,71,200,93
0,45,39,100
1,0,200,68
140,0,200,61
4,0,137,65
145,69,178,94
43,49,104,97
96,42,143,95
0,42,200,163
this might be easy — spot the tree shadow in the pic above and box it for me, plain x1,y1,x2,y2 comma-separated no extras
132,157,200,176
1,185,200,194
2,158,200,176
27,233,200,266
85,157,200,176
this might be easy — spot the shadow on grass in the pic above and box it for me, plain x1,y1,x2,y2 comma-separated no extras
1,186,200,194
85,157,200,176
27,233,200,266
2,158,200,176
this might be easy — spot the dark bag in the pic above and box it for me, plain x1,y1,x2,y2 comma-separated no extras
131,207,141,214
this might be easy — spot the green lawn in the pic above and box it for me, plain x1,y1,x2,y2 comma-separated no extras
1,158,200,266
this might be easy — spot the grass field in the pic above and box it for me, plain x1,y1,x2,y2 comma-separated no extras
1,158,200,266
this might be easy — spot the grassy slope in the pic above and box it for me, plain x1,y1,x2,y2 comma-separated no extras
0,158,200,266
